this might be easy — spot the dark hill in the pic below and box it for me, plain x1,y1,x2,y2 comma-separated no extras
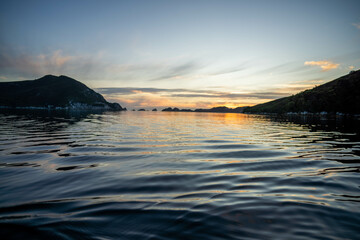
245,70,360,114
0,75,124,110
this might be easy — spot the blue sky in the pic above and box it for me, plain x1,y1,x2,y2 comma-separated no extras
1,0,359,108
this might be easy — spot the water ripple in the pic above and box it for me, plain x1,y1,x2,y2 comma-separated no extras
0,111,359,239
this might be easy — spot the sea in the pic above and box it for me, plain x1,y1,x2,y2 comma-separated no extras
0,110,359,240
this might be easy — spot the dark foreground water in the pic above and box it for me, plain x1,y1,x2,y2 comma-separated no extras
0,111,359,240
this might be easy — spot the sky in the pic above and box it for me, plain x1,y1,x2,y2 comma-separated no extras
1,0,359,109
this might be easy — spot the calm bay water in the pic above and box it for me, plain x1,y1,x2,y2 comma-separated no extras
0,111,359,239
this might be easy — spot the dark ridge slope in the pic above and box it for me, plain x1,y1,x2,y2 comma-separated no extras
0,75,124,110
245,70,360,114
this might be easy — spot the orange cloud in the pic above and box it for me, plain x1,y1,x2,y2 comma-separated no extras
51,50,73,67
304,60,339,71
353,23,360,29
38,50,74,68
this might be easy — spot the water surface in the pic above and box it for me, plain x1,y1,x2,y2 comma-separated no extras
0,111,359,239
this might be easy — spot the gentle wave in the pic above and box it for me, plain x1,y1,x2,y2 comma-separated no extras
0,111,360,239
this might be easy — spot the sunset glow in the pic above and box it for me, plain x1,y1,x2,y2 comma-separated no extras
1,0,359,109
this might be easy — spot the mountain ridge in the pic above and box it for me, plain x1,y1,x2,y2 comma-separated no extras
245,70,360,114
0,75,125,110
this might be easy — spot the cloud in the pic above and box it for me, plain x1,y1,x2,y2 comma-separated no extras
0,43,250,84
109,95,176,109
0,49,72,74
0,47,105,79
291,77,326,86
170,92,290,100
96,87,192,95
97,86,296,109
304,60,339,71
95,87,218,95
97,79,331,109
38,50,74,68
255,61,314,78
149,61,201,81
353,23,360,30
0,46,206,84
348,65,355,70
210,63,248,76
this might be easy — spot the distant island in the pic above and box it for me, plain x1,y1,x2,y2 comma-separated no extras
162,106,247,113
0,75,125,111
244,70,360,114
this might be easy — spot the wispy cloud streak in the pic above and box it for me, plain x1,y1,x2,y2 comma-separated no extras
97,87,292,100
149,61,202,81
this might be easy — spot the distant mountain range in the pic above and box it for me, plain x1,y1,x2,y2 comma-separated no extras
0,75,125,110
245,70,360,114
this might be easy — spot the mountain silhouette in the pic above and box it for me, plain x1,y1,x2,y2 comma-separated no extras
0,75,124,110
245,70,360,114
